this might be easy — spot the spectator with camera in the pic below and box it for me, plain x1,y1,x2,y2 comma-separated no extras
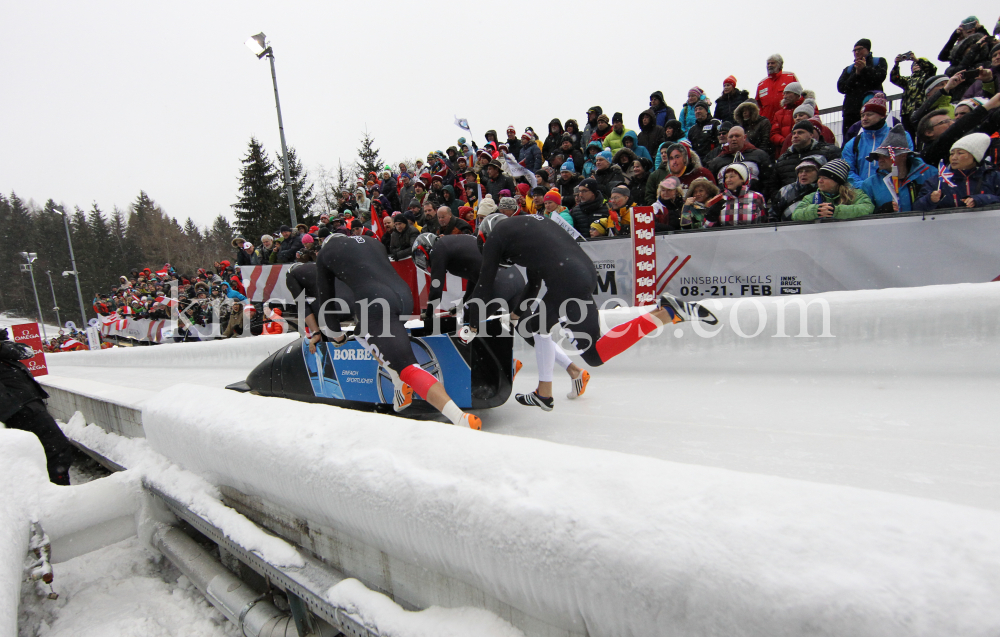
891,52,939,134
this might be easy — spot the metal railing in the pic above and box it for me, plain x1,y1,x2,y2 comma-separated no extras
817,92,904,147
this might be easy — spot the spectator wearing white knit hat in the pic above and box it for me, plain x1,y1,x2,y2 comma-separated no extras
915,132,1000,211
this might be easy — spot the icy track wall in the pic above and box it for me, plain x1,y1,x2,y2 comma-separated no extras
50,332,298,370
141,383,1000,637
582,282,1000,376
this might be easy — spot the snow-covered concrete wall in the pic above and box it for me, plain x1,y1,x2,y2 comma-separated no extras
142,385,1000,637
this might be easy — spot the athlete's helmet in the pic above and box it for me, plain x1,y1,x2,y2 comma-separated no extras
412,233,438,270
477,213,508,252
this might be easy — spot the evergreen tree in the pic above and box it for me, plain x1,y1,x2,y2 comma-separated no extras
354,129,383,183
232,136,283,242
275,146,316,226
3,194,36,315
336,160,351,197
183,217,201,242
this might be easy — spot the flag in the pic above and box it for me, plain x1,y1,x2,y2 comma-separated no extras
154,295,177,308
60,338,85,350
155,267,170,279
371,203,386,239
454,116,471,131
937,160,956,188
502,153,537,189
549,211,585,240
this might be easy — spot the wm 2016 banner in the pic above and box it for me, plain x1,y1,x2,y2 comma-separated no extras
580,209,1000,305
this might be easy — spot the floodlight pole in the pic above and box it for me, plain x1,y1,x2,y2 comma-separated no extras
19,254,46,340
58,209,89,326
45,270,62,328
259,45,297,227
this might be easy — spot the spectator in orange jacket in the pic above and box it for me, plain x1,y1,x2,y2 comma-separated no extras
756,54,799,123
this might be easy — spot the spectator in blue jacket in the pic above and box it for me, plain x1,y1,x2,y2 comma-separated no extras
621,130,652,162
518,132,542,172
915,132,1000,210
842,95,913,187
678,87,710,137
649,91,677,128
860,125,939,213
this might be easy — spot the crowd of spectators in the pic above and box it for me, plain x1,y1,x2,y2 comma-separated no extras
84,17,1000,338
254,19,1000,245
88,260,288,340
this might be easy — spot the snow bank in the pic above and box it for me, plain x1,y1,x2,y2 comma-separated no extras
0,431,48,637
326,578,523,637
141,384,1000,636
49,332,298,370
60,413,303,569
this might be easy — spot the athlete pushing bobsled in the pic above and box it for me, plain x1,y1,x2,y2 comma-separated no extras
464,213,718,411
308,233,481,429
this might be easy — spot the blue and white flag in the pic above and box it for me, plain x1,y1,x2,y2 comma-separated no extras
454,116,471,131
502,153,537,189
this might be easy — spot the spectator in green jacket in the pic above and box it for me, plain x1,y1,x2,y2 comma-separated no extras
603,112,633,154
791,159,874,220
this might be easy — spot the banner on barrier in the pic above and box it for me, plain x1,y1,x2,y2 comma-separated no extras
239,211,1000,310
580,209,1000,305
10,323,48,377
631,207,657,306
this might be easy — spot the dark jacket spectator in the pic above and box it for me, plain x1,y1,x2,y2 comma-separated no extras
569,178,609,236
275,228,303,263
734,101,772,157
397,178,415,215
837,39,889,133
379,173,400,212
382,215,420,261
557,165,582,199
593,151,626,199
915,132,1000,210
706,128,775,194
564,119,583,151
939,19,992,75
636,109,667,160
714,77,750,124
555,135,585,174
542,119,564,161
629,158,653,206
484,160,516,202
688,103,721,161
649,91,677,128
767,155,824,222
773,123,843,188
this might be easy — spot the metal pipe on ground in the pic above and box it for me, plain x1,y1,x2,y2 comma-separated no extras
152,526,337,637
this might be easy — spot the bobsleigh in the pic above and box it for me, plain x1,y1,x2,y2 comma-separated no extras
227,317,513,418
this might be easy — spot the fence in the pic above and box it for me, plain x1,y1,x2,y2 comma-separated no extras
817,92,904,146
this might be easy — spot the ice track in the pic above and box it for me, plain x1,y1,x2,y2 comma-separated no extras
44,283,1000,511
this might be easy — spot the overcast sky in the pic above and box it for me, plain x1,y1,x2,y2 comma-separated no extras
3,1,995,228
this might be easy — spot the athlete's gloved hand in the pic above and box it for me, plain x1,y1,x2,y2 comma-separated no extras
330,332,349,348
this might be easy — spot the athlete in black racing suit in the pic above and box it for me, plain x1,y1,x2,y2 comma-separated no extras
311,233,480,429
465,213,715,411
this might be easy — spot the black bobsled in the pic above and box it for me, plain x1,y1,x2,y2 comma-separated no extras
227,316,513,416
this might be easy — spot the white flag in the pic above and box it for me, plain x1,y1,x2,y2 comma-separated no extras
502,153,537,189
454,116,471,131
549,211,585,241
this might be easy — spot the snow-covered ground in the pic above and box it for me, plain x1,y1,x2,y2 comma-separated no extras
18,537,235,637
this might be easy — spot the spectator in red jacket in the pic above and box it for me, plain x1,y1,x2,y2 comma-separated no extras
769,82,805,156
756,54,799,123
